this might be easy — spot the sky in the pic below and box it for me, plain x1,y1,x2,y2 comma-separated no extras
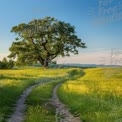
0,0,122,65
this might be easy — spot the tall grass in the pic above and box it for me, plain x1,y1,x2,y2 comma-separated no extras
24,68,82,122
0,67,72,122
24,80,59,122
58,68,122,122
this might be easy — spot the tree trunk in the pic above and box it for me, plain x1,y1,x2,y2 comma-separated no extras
39,58,49,68
44,59,49,68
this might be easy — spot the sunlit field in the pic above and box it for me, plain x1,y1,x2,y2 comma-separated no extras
24,68,82,122
0,67,71,121
24,80,60,122
1,67,122,122
58,68,122,122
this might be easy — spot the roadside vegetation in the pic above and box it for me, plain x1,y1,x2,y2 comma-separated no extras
24,80,60,122
0,67,72,122
58,68,122,122
24,68,82,122
1,67,121,122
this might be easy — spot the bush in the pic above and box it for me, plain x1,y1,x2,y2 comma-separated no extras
0,57,14,69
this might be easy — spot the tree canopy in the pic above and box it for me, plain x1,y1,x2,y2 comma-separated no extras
8,17,86,67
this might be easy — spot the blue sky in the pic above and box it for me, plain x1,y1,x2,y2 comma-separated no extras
0,0,122,64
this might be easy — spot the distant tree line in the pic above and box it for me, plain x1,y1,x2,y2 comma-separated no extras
0,57,14,69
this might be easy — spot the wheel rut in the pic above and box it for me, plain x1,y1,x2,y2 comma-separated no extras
50,82,81,122
7,78,53,122
8,78,81,122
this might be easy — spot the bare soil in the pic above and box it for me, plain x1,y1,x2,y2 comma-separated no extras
50,83,81,122
8,82,43,122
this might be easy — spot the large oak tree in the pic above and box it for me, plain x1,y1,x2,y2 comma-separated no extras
8,17,86,67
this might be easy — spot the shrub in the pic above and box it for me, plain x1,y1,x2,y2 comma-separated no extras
0,57,14,69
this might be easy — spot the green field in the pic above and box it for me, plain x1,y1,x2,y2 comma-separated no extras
58,68,122,122
24,80,58,122
0,68,71,122
0,67,122,122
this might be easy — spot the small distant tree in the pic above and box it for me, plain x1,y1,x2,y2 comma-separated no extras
0,57,14,69
1,57,8,69
0,61,2,68
8,17,86,67
2,57,7,63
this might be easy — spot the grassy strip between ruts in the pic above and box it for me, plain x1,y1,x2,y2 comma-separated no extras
58,68,122,122
24,80,60,122
24,68,82,122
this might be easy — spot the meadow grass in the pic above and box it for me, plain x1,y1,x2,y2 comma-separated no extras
24,80,59,122
58,68,122,122
0,67,72,122
24,68,82,122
